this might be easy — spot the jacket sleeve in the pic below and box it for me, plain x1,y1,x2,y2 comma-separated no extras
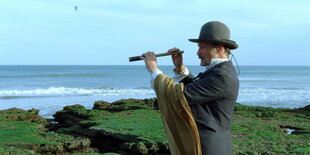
183,71,227,105
179,72,195,84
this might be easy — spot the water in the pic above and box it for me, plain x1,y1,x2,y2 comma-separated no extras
237,66,310,108
1,65,309,118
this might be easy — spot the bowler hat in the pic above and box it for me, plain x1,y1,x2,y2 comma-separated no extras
189,21,238,50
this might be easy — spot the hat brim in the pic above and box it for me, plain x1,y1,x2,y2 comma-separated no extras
188,38,238,50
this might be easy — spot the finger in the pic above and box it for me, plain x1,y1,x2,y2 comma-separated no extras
143,52,150,58
168,48,179,53
145,51,152,56
145,51,155,59
168,49,175,53
140,56,146,60
173,52,182,57
150,52,156,58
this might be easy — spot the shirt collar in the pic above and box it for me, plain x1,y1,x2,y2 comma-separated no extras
206,58,229,70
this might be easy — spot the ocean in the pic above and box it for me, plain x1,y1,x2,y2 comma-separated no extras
1,65,309,118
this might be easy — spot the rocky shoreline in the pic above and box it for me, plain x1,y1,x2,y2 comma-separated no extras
0,98,309,154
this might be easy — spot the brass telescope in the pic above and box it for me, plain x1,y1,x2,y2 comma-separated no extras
129,51,184,62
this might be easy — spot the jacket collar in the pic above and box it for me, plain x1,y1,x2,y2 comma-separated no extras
196,61,233,79
206,58,229,70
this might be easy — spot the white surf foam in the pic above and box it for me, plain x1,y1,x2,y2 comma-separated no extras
0,87,155,98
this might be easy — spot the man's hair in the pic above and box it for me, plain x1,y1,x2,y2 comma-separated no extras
212,43,231,57
224,48,231,57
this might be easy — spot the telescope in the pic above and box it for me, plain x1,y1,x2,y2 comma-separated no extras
129,51,184,62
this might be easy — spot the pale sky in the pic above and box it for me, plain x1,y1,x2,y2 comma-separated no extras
1,0,310,65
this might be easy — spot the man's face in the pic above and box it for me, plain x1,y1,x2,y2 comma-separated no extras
197,42,217,66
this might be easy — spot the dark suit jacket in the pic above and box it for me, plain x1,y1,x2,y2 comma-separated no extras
181,61,239,155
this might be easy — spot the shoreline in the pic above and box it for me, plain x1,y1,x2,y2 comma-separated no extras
2,98,308,119
1,98,309,154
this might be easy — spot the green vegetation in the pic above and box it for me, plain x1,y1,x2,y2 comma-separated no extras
55,103,166,143
92,109,166,142
0,108,93,154
1,99,309,154
53,98,169,154
232,103,310,154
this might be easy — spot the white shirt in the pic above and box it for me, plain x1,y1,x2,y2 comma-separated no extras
150,58,229,88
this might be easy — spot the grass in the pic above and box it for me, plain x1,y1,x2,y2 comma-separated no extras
91,109,167,143
56,99,167,143
55,99,310,154
231,103,310,154
1,99,309,154
0,108,92,154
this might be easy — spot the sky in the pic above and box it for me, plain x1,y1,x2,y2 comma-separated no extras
0,0,310,66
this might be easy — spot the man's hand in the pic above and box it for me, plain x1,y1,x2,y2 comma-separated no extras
140,51,158,73
168,48,185,73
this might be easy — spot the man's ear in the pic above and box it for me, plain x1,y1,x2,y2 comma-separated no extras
215,45,225,54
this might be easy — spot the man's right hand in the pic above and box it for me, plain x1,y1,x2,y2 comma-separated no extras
168,48,185,73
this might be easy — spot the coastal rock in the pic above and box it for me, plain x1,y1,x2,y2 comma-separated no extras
234,103,279,117
53,98,169,154
0,108,49,130
93,100,110,110
0,108,46,123
93,98,157,112
302,105,310,110
3,100,308,154
36,133,93,154
54,105,87,126
53,101,310,154
0,107,96,154
232,104,310,154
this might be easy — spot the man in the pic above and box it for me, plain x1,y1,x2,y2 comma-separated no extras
141,21,239,155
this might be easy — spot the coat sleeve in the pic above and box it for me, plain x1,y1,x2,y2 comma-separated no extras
179,72,195,84
183,71,227,105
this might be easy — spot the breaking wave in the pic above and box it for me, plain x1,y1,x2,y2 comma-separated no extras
0,87,155,99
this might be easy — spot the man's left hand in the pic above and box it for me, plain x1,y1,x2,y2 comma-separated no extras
140,51,158,73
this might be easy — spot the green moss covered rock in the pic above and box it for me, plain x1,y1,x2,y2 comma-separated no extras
53,99,310,154
53,98,168,154
2,99,309,154
0,108,94,154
